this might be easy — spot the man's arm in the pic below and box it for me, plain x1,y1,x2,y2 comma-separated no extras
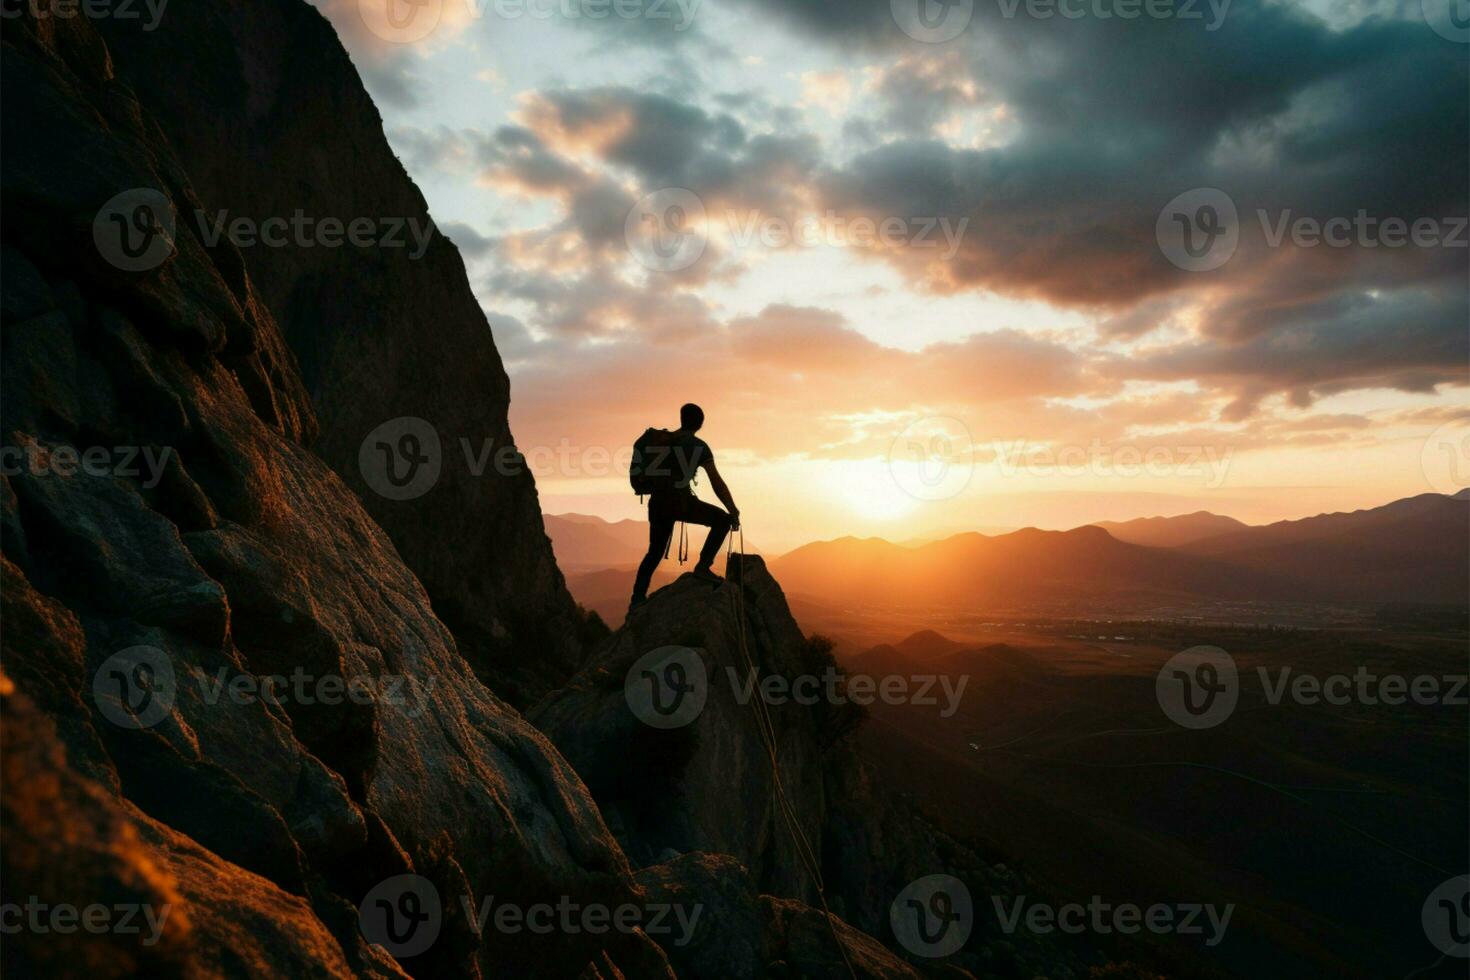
703,460,740,529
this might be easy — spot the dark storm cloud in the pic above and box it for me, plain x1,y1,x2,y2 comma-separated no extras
420,0,1465,423
1133,282,1469,418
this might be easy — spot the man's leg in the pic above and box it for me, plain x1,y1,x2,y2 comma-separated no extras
680,498,732,573
631,502,676,604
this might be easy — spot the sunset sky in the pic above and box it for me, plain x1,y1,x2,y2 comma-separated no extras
313,0,1467,550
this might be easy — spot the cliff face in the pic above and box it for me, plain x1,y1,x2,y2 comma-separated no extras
0,11,647,976
88,0,590,707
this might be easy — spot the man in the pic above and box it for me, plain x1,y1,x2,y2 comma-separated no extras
629,403,740,613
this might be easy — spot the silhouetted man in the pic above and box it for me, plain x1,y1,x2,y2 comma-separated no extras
629,403,739,613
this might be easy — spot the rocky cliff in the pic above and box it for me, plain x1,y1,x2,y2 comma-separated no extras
88,0,592,707
1,6,1091,979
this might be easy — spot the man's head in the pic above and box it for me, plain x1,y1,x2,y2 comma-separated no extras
680,403,705,432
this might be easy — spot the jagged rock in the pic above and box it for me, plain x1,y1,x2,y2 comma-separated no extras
0,672,383,979
91,0,592,707
534,557,850,901
634,852,931,980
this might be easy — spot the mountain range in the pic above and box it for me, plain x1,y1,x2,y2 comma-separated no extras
768,491,1467,609
547,491,1469,615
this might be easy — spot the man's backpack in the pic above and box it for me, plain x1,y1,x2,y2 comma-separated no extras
630,428,679,498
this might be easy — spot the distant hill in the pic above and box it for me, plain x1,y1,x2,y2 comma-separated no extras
1179,491,1469,603
1090,511,1249,548
769,492,1468,610
562,566,678,627
770,525,1269,610
543,514,650,572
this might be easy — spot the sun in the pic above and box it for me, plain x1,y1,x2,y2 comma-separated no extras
829,459,920,522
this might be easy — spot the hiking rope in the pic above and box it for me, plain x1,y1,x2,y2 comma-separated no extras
725,527,858,980
662,521,690,564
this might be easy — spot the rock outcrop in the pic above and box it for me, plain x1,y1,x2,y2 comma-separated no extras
535,558,1088,978
89,0,592,707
